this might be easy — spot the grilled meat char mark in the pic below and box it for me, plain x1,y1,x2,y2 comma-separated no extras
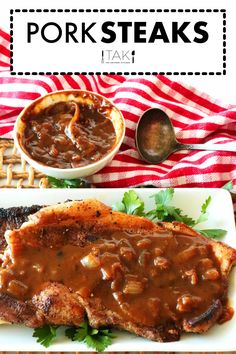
0,205,42,252
0,282,84,328
0,200,77,251
0,199,236,343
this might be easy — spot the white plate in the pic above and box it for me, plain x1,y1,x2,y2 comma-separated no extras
0,188,235,352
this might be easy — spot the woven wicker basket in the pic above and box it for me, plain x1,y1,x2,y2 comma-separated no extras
0,138,49,188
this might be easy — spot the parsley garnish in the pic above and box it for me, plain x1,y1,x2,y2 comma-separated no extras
112,189,227,239
147,188,196,226
198,229,227,239
65,322,115,352
47,176,90,188
222,181,233,191
33,322,115,351
194,196,211,225
113,190,144,216
33,325,59,348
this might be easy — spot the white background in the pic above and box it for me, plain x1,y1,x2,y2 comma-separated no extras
0,0,236,104
12,11,222,73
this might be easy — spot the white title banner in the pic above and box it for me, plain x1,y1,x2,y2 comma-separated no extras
10,8,226,75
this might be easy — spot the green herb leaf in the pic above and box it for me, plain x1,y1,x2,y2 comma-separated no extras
99,328,116,338
33,325,58,348
198,229,227,239
148,188,175,222
122,190,144,215
112,201,126,213
85,333,113,352
195,196,211,225
165,206,196,226
65,327,77,340
145,209,161,221
114,188,227,241
151,188,174,206
201,196,212,214
112,190,144,216
48,176,89,188
148,189,195,226
222,181,234,191
145,205,167,222
65,322,88,342
66,321,115,352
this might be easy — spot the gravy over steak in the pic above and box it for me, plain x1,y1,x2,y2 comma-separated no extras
0,200,235,341
0,223,227,328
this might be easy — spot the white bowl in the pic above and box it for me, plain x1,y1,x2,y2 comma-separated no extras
14,90,125,179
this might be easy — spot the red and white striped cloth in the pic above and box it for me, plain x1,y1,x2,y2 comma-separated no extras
0,28,236,190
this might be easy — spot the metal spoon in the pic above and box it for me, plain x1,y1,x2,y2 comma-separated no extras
135,108,236,164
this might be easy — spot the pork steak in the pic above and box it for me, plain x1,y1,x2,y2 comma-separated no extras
0,199,235,342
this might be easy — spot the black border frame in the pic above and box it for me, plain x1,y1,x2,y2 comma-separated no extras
9,9,226,76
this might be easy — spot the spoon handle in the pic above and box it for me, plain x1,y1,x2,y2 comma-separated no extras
177,143,236,153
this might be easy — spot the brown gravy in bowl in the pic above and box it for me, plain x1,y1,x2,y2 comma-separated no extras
22,100,116,169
